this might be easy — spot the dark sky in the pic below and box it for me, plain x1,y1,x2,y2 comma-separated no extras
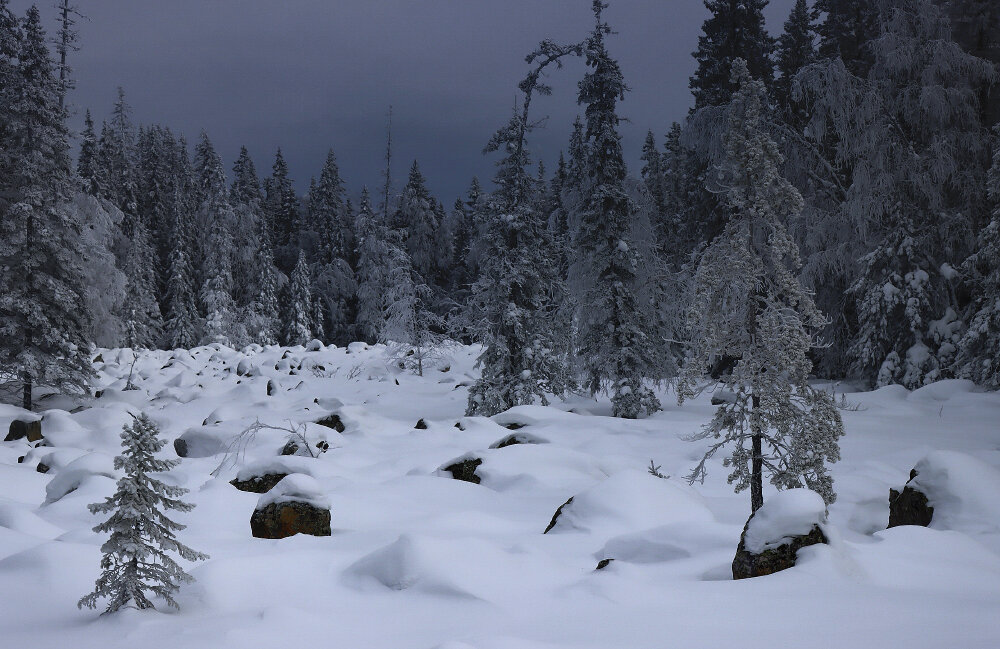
12,0,794,202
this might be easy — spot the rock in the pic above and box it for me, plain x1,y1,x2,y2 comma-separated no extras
888,469,934,528
173,438,188,457
543,497,574,534
415,418,428,430
5,419,42,442
315,414,345,433
35,463,50,474
490,432,548,449
503,423,525,430
595,558,614,570
266,379,277,396
231,473,288,493
732,523,827,579
94,390,104,398
280,440,300,456
92,353,104,363
251,501,331,538
454,422,465,430
443,457,482,484
711,390,737,406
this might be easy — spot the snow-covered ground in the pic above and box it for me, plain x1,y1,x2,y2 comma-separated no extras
1,343,999,649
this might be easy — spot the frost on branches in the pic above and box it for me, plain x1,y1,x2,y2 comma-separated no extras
78,414,207,613
678,60,844,514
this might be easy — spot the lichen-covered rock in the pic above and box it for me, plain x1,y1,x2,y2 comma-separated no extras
231,473,288,493
731,490,828,580
443,457,482,484
250,474,331,538
5,419,42,442
732,523,827,579
543,497,574,534
889,469,934,528
250,501,331,538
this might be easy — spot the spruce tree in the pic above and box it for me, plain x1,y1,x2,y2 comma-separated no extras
79,414,208,613
690,0,774,109
77,108,101,195
775,0,817,120
571,1,668,419
163,188,199,349
679,60,844,513
815,0,878,77
395,160,439,282
640,129,665,217
284,251,313,346
354,188,389,343
465,38,581,417
0,6,93,410
263,148,299,273
121,220,164,349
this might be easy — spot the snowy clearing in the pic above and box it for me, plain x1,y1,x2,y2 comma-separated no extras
1,343,999,649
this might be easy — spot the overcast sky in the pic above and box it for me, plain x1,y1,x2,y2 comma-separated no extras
12,0,794,201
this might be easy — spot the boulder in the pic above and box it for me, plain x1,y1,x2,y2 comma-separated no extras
231,473,288,493
251,501,331,539
173,438,188,457
731,489,828,580
414,418,428,430
266,379,277,396
443,457,482,484
543,497,574,534
315,414,345,433
279,439,300,456
888,469,934,528
5,419,42,443
250,475,331,539
35,463,50,474
489,432,548,449
595,558,615,570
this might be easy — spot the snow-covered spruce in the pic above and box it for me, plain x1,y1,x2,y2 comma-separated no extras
678,60,844,514
78,413,207,613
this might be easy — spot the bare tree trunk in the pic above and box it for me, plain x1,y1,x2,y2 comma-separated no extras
751,392,763,514
22,372,32,411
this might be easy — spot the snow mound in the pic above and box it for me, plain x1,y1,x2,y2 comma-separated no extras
743,489,826,554
907,379,977,403
910,451,1000,535
255,474,329,510
43,453,115,503
235,456,316,482
546,470,713,535
0,501,63,539
597,527,691,564
344,534,470,595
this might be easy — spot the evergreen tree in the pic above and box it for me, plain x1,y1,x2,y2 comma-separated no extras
0,6,93,410
571,1,669,418
79,414,208,613
121,220,164,348
354,188,389,343
465,39,581,417
775,0,817,118
230,145,264,312
395,160,439,282
96,87,139,231
193,133,241,346
77,108,100,195
690,0,774,109
956,135,1000,387
311,148,351,264
679,60,844,514
640,129,666,217
814,0,878,77
940,0,1000,127
263,148,299,273
163,189,199,349
284,251,313,346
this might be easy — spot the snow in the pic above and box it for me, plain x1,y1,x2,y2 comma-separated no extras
255,474,330,510
0,343,998,648
742,488,827,554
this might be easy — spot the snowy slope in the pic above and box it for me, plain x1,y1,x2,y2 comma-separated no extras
1,343,999,649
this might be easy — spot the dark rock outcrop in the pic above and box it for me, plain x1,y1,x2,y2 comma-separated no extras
5,419,42,442
251,501,331,539
414,418,428,430
888,469,934,528
35,463,50,474
732,522,827,580
543,497,575,534
231,473,288,493
266,379,277,396
173,438,188,457
280,440,300,456
315,414,345,433
444,457,482,484
595,558,614,570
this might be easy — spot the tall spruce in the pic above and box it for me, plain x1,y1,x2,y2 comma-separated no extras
775,0,817,119
690,0,774,109
571,1,668,419
679,60,844,513
0,6,93,410
284,251,313,346
815,0,879,77
263,148,300,273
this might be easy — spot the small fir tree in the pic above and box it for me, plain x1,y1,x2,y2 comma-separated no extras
79,414,208,613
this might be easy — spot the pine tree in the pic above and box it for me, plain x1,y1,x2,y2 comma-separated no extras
0,6,94,410
815,0,878,77
193,133,241,347
395,160,439,282
690,0,774,109
679,60,844,513
79,414,208,613
775,0,817,119
311,149,350,264
284,251,313,346
263,148,299,273
941,0,1000,127
77,109,101,195
465,38,581,417
956,135,1000,387
571,1,669,419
